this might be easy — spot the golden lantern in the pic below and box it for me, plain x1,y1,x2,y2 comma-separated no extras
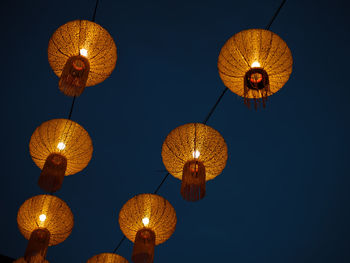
87,253,129,263
162,123,228,201
48,20,117,96
218,29,293,108
29,118,93,192
119,194,177,263
17,195,74,263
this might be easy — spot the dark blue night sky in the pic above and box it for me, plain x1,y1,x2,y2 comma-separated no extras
1,0,350,262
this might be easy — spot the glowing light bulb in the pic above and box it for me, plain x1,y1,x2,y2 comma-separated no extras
57,142,66,150
142,217,150,226
192,150,200,159
80,49,88,57
251,61,261,68
39,214,46,222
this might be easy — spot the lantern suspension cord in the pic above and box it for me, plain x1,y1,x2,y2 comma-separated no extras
203,87,228,125
66,0,100,120
111,0,288,254
92,0,100,22
265,0,286,30
68,96,76,120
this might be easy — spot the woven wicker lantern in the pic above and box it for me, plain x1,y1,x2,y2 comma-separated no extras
29,118,93,193
119,194,177,263
87,253,129,263
48,20,117,96
218,29,293,108
17,195,74,263
162,123,228,201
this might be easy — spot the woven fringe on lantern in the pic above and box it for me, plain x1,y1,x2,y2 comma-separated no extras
132,228,156,263
59,55,90,96
38,153,67,193
243,68,270,109
24,228,50,262
181,160,206,201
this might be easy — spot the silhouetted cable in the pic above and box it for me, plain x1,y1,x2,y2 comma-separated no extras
266,0,286,30
68,96,76,120
112,236,126,253
67,0,100,119
154,173,170,194
92,0,100,22
203,88,228,124
112,0,288,253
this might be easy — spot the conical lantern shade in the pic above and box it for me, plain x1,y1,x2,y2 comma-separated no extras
29,118,93,192
218,28,293,108
17,195,74,262
48,20,117,96
119,194,177,263
162,123,228,201
87,253,129,263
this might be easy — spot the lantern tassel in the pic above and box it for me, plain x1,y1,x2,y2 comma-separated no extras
132,229,156,263
243,68,270,110
24,228,50,263
181,160,206,201
38,153,67,193
59,55,90,97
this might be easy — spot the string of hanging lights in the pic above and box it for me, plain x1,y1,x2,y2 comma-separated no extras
14,0,293,262
111,0,292,256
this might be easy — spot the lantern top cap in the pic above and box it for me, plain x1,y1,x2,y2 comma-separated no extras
162,123,228,181
119,193,177,245
218,28,293,99
17,194,74,246
48,19,117,87
87,253,129,263
29,118,93,176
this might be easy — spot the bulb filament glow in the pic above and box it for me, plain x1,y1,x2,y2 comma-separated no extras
142,217,150,226
80,49,88,57
39,214,46,222
57,142,66,150
192,150,200,159
251,61,261,68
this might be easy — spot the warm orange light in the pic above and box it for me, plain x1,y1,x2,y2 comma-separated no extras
57,142,66,150
192,150,200,159
39,214,46,222
80,49,88,57
251,61,261,68
142,217,150,226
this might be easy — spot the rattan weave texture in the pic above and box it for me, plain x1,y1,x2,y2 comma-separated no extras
48,20,117,87
17,195,74,246
119,194,177,245
87,253,129,263
218,29,293,98
29,118,93,176
162,123,228,181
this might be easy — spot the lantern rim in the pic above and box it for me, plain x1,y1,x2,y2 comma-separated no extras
48,19,117,87
161,123,228,181
118,193,177,245
218,28,293,99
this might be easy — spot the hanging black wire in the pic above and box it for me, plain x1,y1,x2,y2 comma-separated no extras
67,96,76,120
92,0,100,22
112,0,288,253
66,0,100,120
266,0,286,30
